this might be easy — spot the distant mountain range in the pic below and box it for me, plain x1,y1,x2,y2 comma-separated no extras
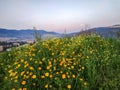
0,24,120,41
69,24,120,38
92,25,120,38
0,28,61,40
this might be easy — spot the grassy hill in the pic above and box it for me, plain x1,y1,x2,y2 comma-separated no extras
0,35,120,90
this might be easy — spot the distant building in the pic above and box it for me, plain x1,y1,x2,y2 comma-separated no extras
13,43,20,46
0,45,3,52
27,40,35,45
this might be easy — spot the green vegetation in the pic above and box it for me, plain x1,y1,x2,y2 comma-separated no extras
0,35,120,90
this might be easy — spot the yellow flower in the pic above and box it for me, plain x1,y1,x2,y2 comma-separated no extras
30,58,32,61
11,88,15,90
62,74,66,79
21,80,26,85
64,64,67,67
66,72,68,75
8,70,13,73
54,59,56,63
23,88,27,90
45,72,49,77
29,67,34,70
59,61,63,66
38,67,42,70
35,60,38,63
73,63,76,65
71,66,74,69
41,75,45,79
21,59,24,62
48,61,52,65
52,53,54,55
42,58,45,61
14,79,18,83
17,64,21,68
29,72,33,76
84,82,87,86
4,68,7,70
50,74,52,78
90,51,93,54
72,74,75,78
82,66,85,70
14,62,18,65
39,61,42,64
73,57,76,60
67,84,71,89
78,69,81,72
45,84,48,88
55,77,58,80
18,88,22,90
21,71,25,76
24,61,28,64
60,71,63,73
11,78,13,80
80,78,83,81
33,83,36,86
26,71,29,74
32,75,36,79
67,75,70,78
4,76,7,79
54,66,56,70
56,72,59,75
25,75,30,79
87,56,89,59
32,54,35,56
47,66,50,69
72,51,75,54
1,63,3,65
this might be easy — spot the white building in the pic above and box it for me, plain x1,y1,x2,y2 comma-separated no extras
0,45,3,52
13,43,20,46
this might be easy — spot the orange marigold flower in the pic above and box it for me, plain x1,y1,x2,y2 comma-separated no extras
41,75,45,79
62,74,66,79
23,88,27,90
45,72,49,77
21,80,26,85
29,67,34,70
32,75,36,79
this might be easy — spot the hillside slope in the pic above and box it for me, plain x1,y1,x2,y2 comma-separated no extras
0,35,120,90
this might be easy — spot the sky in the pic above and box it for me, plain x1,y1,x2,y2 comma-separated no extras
0,0,120,33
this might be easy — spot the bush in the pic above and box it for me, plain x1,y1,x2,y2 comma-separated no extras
0,35,120,90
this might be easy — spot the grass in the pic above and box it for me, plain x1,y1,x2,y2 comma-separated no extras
0,34,120,90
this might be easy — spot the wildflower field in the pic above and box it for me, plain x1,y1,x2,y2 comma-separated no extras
0,35,120,90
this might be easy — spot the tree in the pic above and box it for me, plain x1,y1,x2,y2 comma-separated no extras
117,30,120,38
33,27,42,42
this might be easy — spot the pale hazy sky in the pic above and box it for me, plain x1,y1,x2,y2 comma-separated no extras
0,0,120,33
